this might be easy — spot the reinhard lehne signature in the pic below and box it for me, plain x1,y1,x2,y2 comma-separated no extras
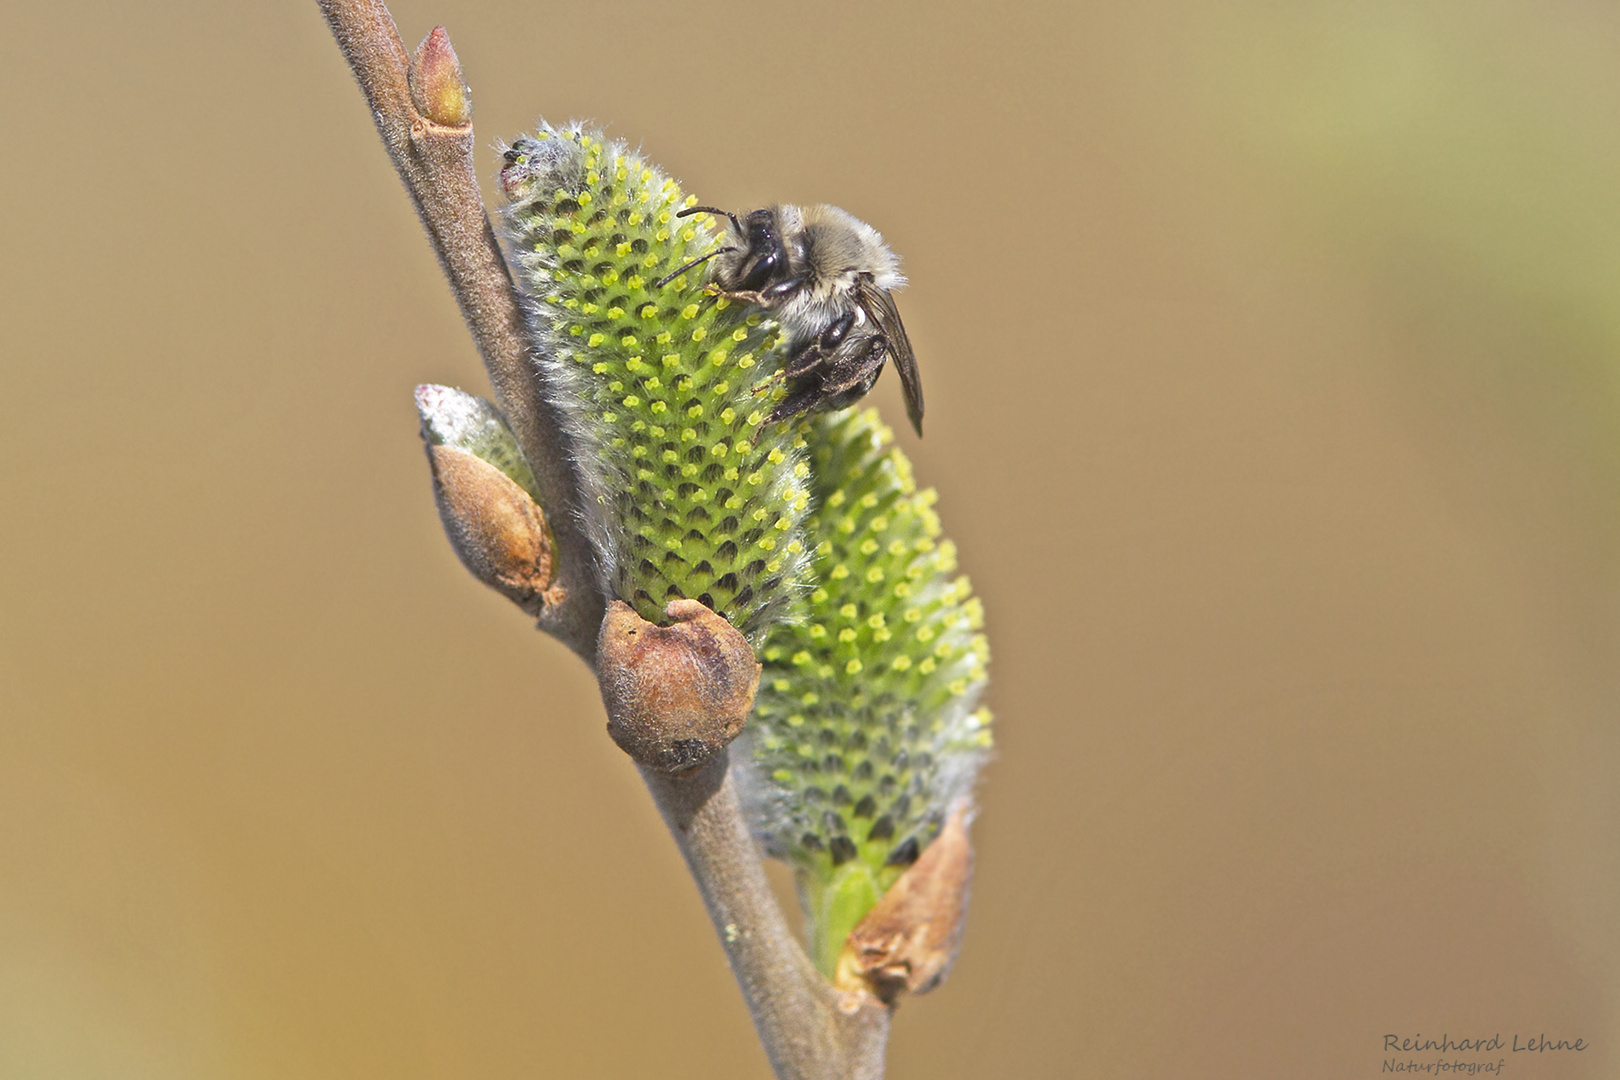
1382,1033,1588,1075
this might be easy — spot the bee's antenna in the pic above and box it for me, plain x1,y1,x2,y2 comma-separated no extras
677,205,743,234
653,247,731,290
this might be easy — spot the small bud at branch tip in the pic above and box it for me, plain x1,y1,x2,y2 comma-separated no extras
409,26,472,127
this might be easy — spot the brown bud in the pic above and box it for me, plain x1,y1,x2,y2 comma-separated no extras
836,802,975,1004
408,26,472,127
596,600,761,774
427,444,562,615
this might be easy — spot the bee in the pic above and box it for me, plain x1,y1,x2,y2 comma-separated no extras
657,204,924,436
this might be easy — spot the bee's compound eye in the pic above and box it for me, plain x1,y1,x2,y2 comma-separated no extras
739,248,781,293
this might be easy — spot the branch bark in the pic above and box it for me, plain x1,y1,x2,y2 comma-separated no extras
643,758,890,1080
317,2,891,1076
318,0,601,661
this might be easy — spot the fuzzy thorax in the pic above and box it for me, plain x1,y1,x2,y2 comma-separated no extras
713,204,905,354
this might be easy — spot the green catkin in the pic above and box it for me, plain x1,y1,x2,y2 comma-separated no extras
737,408,992,975
501,128,990,976
498,124,812,639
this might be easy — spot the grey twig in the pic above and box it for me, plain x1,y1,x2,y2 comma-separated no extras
318,0,601,661
643,758,890,1080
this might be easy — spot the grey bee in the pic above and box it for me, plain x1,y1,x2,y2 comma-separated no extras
657,204,924,436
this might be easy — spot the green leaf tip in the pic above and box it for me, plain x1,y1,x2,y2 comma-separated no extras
499,124,812,641
416,384,540,499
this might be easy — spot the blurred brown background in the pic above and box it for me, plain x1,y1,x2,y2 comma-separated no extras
2,1,1617,1076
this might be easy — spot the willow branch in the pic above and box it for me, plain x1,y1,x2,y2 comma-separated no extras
318,0,602,660
319,3,891,1076
643,758,890,1080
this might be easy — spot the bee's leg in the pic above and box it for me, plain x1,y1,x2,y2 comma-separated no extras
716,275,807,310
807,336,888,411
762,375,833,429
715,288,772,305
781,311,857,379
761,334,887,427
751,311,860,404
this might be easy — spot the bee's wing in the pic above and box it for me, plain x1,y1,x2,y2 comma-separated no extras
856,276,924,436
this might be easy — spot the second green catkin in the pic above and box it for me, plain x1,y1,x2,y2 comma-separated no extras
737,408,992,975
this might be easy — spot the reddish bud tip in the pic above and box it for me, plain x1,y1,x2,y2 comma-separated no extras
409,26,472,127
597,600,761,774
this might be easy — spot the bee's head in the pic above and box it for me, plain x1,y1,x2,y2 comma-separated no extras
662,205,797,294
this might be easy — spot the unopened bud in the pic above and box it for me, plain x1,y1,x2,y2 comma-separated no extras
836,802,974,1004
427,444,561,614
597,600,761,774
409,26,472,127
